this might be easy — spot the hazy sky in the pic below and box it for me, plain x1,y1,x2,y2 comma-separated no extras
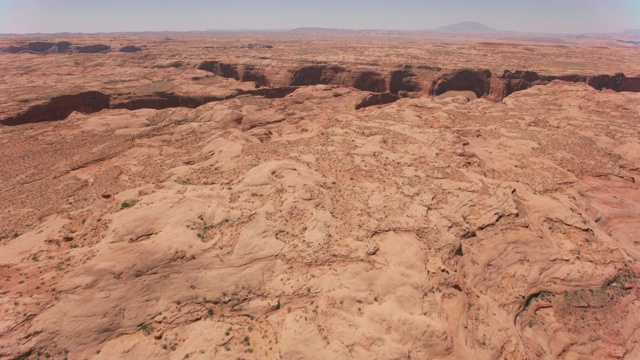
1,0,639,34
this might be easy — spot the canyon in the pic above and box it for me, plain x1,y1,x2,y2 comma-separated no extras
0,32,639,360
3,50,639,126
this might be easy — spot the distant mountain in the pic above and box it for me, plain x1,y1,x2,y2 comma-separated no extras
432,21,506,34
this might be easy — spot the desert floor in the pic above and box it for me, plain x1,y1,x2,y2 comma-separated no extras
1,32,640,360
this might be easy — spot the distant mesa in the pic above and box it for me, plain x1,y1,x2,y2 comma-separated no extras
119,45,142,53
75,44,111,53
432,21,505,34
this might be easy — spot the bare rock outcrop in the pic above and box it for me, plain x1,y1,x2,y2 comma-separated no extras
197,61,269,87
2,87,300,125
289,65,347,86
152,60,184,68
198,60,239,78
4,59,640,127
430,69,640,101
197,59,640,102
353,71,387,92
587,73,640,92
390,68,421,94
355,92,399,109
1,34,640,359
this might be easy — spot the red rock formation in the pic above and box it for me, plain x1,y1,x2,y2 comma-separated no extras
353,71,387,92
620,77,640,92
355,92,399,109
197,61,640,102
4,59,640,127
198,61,270,86
2,86,300,125
587,73,640,92
2,34,640,360
198,61,239,79
289,65,347,86
390,68,421,94
238,65,269,87
431,69,640,101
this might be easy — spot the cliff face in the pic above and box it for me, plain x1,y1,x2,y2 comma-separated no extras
1,91,110,126
4,62,640,126
196,60,640,102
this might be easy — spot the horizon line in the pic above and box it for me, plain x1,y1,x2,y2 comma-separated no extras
0,22,638,37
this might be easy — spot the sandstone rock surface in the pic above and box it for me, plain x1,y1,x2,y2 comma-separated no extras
0,32,640,360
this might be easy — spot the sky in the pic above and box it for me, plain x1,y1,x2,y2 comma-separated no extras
0,0,639,34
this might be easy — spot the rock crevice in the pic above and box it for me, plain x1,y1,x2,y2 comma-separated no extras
1,87,300,126
199,60,640,102
4,63,640,126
